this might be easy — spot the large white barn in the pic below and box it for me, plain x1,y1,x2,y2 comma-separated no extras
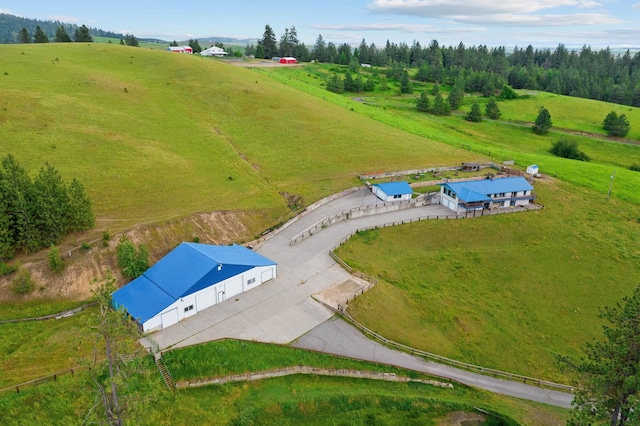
112,243,276,332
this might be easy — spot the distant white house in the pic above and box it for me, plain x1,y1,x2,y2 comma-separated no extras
439,176,535,213
201,46,228,57
166,46,193,54
371,181,413,202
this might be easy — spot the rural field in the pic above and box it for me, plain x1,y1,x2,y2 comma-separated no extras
1,42,639,424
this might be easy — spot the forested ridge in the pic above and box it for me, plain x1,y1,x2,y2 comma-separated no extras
250,25,640,108
0,13,123,44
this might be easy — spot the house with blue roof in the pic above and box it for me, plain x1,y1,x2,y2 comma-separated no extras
439,176,535,213
371,181,413,202
111,242,277,332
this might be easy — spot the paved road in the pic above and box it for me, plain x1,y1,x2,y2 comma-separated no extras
144,187,574,408
292,317,574,409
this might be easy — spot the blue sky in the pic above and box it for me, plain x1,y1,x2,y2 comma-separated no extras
2,0,640,49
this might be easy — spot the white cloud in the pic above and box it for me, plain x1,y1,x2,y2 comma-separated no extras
0,8,14,14
49,15,81,23
310,22,484,35
367,0,619,26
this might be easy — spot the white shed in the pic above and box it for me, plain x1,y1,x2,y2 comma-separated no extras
371,182,413,202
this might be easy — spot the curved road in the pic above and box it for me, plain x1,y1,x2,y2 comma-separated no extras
146,187,573,408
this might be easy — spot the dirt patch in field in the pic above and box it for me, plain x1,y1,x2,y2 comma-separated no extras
0,209,271,302
437,411,486,426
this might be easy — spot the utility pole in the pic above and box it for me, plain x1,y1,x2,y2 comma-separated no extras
607,170,615,198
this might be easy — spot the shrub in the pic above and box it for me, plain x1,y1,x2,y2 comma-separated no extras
116,236,149,279
102,231,110,247
80,242,91,252
603,111,630,137
48,245,65,273
0,262,18,276
12,269,35,295
550,139,590,161
499,84,518,100
629,164,640,172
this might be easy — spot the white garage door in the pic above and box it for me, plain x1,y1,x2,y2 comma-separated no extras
261,268,274,283
161,309,179,329
195,285,218,311
225,277,244,299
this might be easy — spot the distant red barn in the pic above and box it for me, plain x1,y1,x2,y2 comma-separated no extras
279,57,297,64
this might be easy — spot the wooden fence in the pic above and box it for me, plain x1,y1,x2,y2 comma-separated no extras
0,366,85,394
336,307,575,394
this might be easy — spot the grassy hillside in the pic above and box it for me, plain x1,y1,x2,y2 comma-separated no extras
0,44,469,232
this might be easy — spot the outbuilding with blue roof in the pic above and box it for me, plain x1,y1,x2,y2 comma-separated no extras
371,181,413,202
439,176,535,213
112,242,277,332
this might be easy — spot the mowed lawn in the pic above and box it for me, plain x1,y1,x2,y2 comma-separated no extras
0,44,469,231
336,178,640,382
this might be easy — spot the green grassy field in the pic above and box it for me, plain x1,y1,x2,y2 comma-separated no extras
3,44,640,422
0,44,467,232
0,339,569,425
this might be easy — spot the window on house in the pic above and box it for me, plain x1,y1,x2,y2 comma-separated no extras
393,194,402,199
247,278,256,285
184,305,194,313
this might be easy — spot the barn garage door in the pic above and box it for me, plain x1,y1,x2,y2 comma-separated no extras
161,309,179,329
225,277,244,299
195,285,218,311
261,268,274,283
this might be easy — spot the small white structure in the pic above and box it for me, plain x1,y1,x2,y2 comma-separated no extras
112,243,277,332
526,164,539,175
371,182,413,202
201,46,228,57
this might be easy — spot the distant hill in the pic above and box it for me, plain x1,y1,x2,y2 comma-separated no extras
0,13,124,43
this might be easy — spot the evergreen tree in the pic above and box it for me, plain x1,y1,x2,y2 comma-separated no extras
32,163,71,246
603,111,631,137
432,92,451,116
33,26,48,43
344,72,355,92
363,78,375,92
448,85,464,110
255,44,265,60
55,26,72,43
188,39,202,54
124,34,139,47
116,236,149,279
400,70,413,94
169,40,178,47
67,178,95,232
533,106,552,135
0,180,15,259
348,56,360,73
18,27,31,43
416,91,431,112
260,24,278,59
1,155,35,253
567,283,640,426
465,102,483,122
326,74,344,94
74,25,93,42
313,34,327,62
485,97,502,119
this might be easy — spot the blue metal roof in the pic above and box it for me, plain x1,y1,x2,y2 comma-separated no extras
440,177,533,203
111,243,276,323
372,181,413,196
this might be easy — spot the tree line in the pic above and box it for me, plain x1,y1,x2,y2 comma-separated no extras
0,155,95,259
248,24,640,108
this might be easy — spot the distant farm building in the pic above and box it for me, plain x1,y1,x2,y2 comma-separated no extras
371,181,413,202
279,57,298,64
439,176,535,213
166,46,193,54
111,243,277,332
201,46,228,57
462,162,482,172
